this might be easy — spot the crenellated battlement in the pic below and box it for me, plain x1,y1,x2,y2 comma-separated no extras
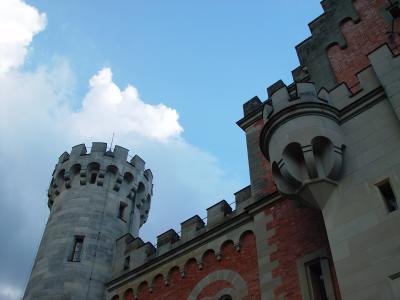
295,0,360,90
262,81,332,124
48,142,153,224
111,185,253,279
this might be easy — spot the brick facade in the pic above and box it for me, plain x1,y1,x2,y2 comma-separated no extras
111,232,261,300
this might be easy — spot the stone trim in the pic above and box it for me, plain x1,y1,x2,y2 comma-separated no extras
187,269,248,300
253,212,282,299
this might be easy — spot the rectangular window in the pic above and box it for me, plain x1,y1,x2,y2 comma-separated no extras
123,256,130,270
298,250,336,300
305,258,335,300
118,202,127,221
377,180,398,212
306,259,328,299
70,236,84,262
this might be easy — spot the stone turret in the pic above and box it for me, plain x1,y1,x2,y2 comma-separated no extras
24,142,152,300
260,81,345,209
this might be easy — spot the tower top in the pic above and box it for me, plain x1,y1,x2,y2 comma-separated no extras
48,142,153,225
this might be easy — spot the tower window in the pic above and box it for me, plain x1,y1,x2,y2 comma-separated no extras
377,180,398,212
70,236,84,262
123,256,130,270
89,172,97,184
118,202,127,221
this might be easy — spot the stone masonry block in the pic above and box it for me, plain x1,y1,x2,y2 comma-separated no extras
206,200,232,228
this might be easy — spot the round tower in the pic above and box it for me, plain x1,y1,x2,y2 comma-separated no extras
24,142,153,300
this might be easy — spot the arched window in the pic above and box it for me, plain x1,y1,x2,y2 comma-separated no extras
219,295,232,300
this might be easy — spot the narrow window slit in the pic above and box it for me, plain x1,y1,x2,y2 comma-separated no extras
70,236,84,262
118,202,127,221
90,172,97,184
123,256,130,270
377,180,398,212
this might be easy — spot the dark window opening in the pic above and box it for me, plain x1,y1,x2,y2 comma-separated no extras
123,256,130,270
90,172,97,184
70,236,84,262
377,180,398,212
118,202,127,220
307,259,328,300
219,296,232,300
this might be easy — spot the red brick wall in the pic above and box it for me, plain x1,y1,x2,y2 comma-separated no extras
266,198,341,299
113,231,261,300
327,0,400,92
196,281,233,299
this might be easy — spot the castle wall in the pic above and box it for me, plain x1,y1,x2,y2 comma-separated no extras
107,190,339,300
259,45,400,298
107,228,261,299
321,47,400,298
258,0,400,296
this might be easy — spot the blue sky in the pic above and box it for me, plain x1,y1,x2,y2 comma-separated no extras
27,0,323,176
0,1,323,298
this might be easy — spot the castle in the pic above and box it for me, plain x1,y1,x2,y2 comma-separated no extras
24,0,400,299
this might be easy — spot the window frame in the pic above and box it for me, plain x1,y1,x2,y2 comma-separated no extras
297,248,336,300
69,235,84,262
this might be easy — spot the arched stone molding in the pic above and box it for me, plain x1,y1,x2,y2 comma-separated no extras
187,269,248,300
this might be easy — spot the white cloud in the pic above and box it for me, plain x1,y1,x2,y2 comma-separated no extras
70,68,183,142
0,283,23,300
0,0,47,74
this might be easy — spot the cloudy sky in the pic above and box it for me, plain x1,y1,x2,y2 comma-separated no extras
0,0,322,299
